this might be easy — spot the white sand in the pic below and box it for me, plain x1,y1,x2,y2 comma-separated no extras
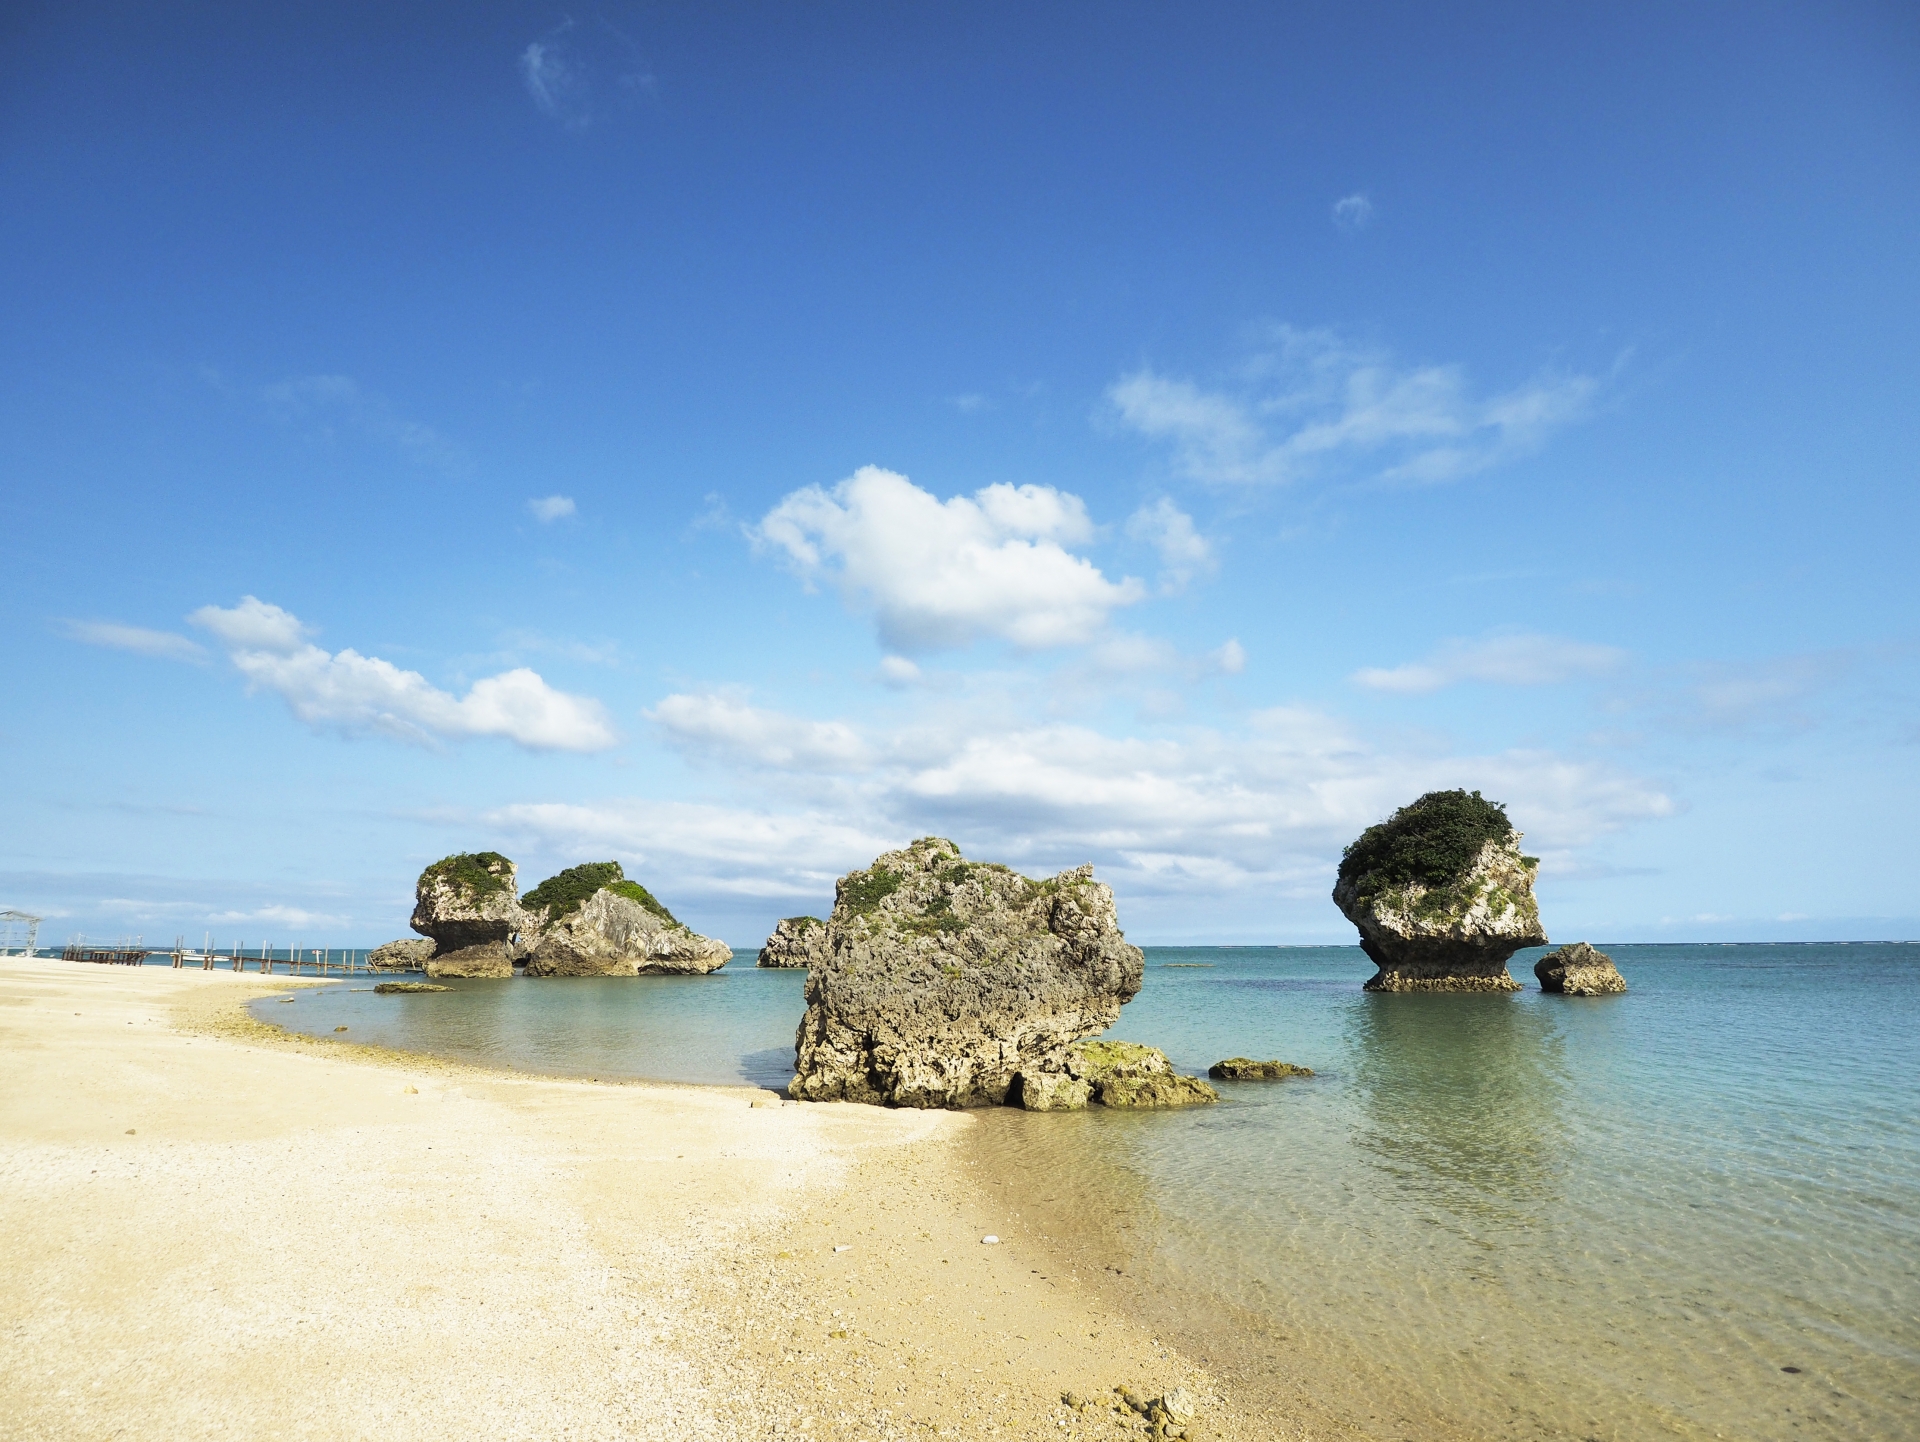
0,959,1246,1440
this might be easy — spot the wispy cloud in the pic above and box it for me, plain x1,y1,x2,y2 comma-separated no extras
620,689,1675,901
1125,498,1215,593
527,494,576,522
752,465,1145,651
258,374,469,477
189,596,617,752
1353,632,1628,694
1109,325,1607,486
57,619,207,664
520,18,655,129
1331,192,1374,231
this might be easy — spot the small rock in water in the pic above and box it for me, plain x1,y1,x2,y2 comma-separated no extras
374,981,451,994
981,1234,1000,1245
1534,941,1627,996
333,1025,348,1032
1208,1057,1313,1080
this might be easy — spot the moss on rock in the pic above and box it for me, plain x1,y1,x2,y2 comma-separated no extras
419,852,515,904
1337,790,1522,902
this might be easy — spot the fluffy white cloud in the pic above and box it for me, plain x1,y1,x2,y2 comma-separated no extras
58,619,207,663
1353,633,1628,694
753,465,1144,651
1125,498,1214,592
527,495,576,522
189,597,617,752
1109,326,1602,486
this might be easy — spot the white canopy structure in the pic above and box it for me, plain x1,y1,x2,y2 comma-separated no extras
1,909,43,958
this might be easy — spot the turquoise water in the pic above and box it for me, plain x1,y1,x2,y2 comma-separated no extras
259,944,1920,1440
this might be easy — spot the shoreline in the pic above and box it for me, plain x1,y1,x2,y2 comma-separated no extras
0,957,1251,1440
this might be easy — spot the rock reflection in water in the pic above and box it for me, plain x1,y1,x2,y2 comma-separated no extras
1345,992,1570,1226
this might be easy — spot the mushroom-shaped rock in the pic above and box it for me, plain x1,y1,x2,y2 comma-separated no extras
758,915,827,969
1535,941,1626,995
410,852,532,979
367,938,436,972
1332,790,1546,992
1208,1057,1314,1080
520,862,731,976
790,838,1144,1108
1057,1040,1218,1109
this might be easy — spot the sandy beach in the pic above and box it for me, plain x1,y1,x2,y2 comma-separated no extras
0,958,1247,1441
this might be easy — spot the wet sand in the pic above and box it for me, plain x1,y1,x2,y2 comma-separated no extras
0,958,1254,1440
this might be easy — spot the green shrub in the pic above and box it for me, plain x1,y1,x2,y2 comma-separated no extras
840,866,903,915
419,852,514,902
780,915,826,929
1338,790,1517,900
523,861,679,926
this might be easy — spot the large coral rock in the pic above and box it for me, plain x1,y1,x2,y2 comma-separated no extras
1050,1040,1218,1109
367,938,435,971
1535,941,1627,995
758,915,827,969
1332,790,1546,992
410,852,532,979
790,838,1144,1108
519,861,730,976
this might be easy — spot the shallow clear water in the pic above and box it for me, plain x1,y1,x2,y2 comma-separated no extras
260,944,1920,1439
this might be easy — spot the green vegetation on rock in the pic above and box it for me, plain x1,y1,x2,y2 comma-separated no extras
523,861,680,927
419,852,514,902
780,915,825,929
1337,789,1524,901
840,865,903,915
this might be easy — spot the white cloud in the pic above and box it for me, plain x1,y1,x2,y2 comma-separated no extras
58,619,207,664
521,37,586,125
208,904,344,928
528,494,576,522
640,689,1674,902
878,655,923,688
752,465,1144,651
1353,633,1628,694
1212,639,1246,675
188,597,617,753
1109,326,1603,486
483,800,893,901
1125,498,1215,592
1332,192,1374,231
950,393,990,413
649,693,870,771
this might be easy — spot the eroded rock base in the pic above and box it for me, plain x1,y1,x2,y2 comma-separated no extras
425,941,513,979
1363,963,1521,992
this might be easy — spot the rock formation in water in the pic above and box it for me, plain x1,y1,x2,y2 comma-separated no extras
1023,1040,1217,1110
519,862,731,976
789,837,1144,1108
758,915,827,969
410,852,532,979
1332,789,1547,992
1534,941,1626,995
366,938,436,971
1207,1057,1314,1080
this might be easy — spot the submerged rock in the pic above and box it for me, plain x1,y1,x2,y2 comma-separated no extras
1052,1040,1218,1109
1535,941,1627,995
367,938,436,972
1332,790,1546,992
410,852,531,979
758,915,828,969
1016,1070,1093,1112
1207,1057,1314,1080
520,861,730,976
790,837,1144,1108
373,981,451,994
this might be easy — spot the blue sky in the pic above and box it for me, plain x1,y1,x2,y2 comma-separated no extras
3,2,1916,948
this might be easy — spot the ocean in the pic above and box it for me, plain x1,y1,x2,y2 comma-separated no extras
258,943,1920,1440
